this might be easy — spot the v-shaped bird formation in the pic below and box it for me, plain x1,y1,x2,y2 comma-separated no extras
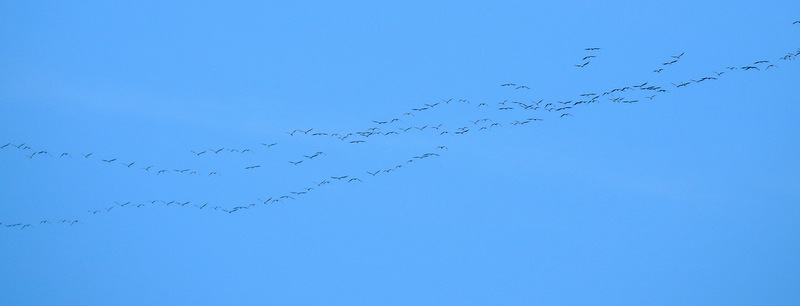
2,20,799,230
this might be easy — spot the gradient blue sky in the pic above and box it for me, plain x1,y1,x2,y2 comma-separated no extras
2,1,800,304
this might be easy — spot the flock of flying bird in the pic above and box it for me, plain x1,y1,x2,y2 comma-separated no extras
3,21,799,230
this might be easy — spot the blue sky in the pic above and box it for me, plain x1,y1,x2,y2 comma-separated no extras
1,1,799,304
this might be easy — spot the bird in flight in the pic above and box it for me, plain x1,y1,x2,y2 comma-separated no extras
501,83,516,87
671,52,685,59
245,165,261,169
102,158,116,163
574,61,590,67
653,68,663,73
585,47,600,50
289,160,303,165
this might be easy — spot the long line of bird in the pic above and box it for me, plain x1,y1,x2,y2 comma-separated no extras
3,46,797,173
3,42,799,230
2,147,446,230
283,47,799,144
0,140,339,177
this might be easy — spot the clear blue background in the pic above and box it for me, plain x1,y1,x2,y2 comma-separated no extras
2,1,799,304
